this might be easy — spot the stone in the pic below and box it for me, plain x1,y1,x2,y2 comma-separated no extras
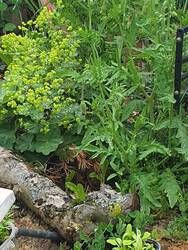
0,188,15,222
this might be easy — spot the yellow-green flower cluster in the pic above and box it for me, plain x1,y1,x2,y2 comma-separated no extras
0,4,82,135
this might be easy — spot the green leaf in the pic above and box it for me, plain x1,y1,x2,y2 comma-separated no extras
0,86,6,102
139,143,171,161
3,23,16,32
65,182,77,193
0,52,13,65
34,128,62,155
0,123,16,149
122,240,132,246
76,183,86,202
160,169,181,208
133,173,162,214
106,239,118,246
154,117,179,130
107,173,117,181
9,0,22,4
114,238,122,246
25,122,40,134
125,224,133,238
65,170,76,183
65,182,86,202
121,99,144,122
142,232,151,241
0,2,7,11
81,144,99,153
176,123,188,160
15,133,34,152
54,69,79,78
73,241,82,250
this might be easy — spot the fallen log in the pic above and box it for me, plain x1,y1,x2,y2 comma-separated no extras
0,147,139,241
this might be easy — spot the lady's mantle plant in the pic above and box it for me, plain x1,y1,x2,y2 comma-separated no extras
0,2,83,155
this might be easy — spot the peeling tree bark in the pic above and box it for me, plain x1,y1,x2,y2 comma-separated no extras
0,147,139,241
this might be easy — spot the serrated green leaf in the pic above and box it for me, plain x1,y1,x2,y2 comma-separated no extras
0,123,16,149
176,123,188,160
25,122,40,134
121,99,144,122
34,128,62,155
139,143,171,161
0,2,7,11
159,94,175,103
134,173,161,214
160,169,181,208
65,170,76,183
3,23,16,32
154,117,179,130
15,133,34,152
176,147,188,160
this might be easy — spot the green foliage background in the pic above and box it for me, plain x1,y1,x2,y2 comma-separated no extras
0,0,188,231
0,0,40,34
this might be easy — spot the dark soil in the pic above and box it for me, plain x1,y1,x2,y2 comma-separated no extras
13,204,59,250
1,183,188,250
12,203,188,250
160,239,188,250
151,216,188,250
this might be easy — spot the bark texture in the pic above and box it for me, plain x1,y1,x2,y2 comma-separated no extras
0,147,138,241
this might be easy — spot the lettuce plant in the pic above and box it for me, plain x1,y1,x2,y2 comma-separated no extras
107,224,155,250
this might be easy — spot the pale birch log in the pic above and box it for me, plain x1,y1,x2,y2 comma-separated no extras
0,147,138,241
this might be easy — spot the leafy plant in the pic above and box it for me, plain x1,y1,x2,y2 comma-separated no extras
159,169,182,209
129,169,182,215
165,215,188,240
0,0,40,34
0,0,188,236
70,217,156,250
0,3,85,155
0,213,12,244
60,0,188,217
107,224,155,250
73,222,113,250
65,182,87,204
71,0,177,182
0,0,18,33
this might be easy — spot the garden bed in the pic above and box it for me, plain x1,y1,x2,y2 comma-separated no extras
0,0,188,249
9,201,188,250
